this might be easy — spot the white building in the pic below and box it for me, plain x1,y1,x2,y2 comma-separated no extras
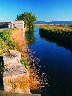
8,21,25,29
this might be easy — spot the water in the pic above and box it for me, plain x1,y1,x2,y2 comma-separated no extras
26,27,72,96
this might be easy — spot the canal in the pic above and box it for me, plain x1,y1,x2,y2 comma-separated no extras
26,27,72,96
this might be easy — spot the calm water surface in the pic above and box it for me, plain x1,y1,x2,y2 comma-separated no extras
26,27,72,96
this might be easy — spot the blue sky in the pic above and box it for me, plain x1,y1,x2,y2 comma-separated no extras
0,0,72,21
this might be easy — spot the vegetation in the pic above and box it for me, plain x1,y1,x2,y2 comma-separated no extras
39,25,72,52
16,12,36,32
0,29,30,69
0,30,15,55
20,57,29,69
39,25,72,40
40,25,72,33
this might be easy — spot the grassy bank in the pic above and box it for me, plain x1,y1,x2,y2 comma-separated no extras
39,25,72,52
0,28,29,68
40,24,72,33
0,28,40,92
39,25,72,41
0,29,15,56
11,28,30,69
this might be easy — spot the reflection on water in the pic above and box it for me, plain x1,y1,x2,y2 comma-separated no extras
25,31,35,45
27,27,72,96
39,28,72,52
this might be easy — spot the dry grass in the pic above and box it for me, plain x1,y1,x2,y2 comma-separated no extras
10,28,40,91
11,28,28,57
40,24,72,32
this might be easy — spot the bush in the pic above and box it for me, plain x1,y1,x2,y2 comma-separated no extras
0,38,8,55
0,30,15,49
20,57,29,69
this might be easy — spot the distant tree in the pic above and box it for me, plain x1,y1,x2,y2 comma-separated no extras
16,12,36,32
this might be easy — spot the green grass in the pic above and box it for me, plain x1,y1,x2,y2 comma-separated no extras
0,29,30,69
0,30,15,48
0,30,15,55
20,57,29,69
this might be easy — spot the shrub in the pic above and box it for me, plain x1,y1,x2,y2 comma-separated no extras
0,38,8,55
20,57,29,69
0,30,15,49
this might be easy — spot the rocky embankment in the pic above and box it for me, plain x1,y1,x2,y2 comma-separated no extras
3,50,30,93
0,28,30,94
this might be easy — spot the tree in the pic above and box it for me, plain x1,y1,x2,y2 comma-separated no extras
16,12,36,32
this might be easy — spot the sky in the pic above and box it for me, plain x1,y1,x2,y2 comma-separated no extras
0,0,72,21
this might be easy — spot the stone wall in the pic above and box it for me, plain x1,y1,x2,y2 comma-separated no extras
3,50,30,93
